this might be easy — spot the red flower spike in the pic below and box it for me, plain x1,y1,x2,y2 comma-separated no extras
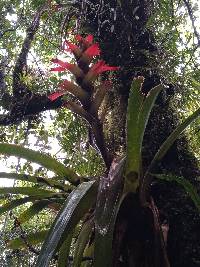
84,60,119,83
75,34,94,46
51,58,84,78
51,58,73,70
85,34,94,44
75,35,82,42
48,92,64,101
84,43,101,57
92,60,120,75
50,67,65,72
65,41,82,58
90,60,105,74
79,43,101,65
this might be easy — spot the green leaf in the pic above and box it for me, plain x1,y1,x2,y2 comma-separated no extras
7,230,48,249
72,219,93,267
0,143,79,184
18,200,52,224
94,158,124,267
0,196,64,216
147,107,200,173
126,77,144,177
58,230,74,267
0,196,41,215
138,84,163,156
125,76,163,192
153,173,200,211
0,187,59,197
36,180,98,267
0,172,73,192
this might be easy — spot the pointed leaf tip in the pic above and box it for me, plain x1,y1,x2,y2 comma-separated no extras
91,60,120,75
65,41,82,58
65,41,79,52
48,92,64,101
50,67,65,72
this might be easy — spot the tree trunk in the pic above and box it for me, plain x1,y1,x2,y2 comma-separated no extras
76,1,200,266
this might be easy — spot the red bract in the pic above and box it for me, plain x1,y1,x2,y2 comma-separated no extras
91,60,119,75
48,34,120,104
82,60,119,84
51,58,73,70
50,67,65,72
84,43,101,57
48,92,64,101
51,58,83,77
76,34,94,46
65,41,81,57
65,41,79,52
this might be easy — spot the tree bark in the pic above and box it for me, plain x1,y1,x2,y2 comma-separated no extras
75,1,200,266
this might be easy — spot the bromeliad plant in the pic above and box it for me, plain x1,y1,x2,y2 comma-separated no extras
0,34,199,267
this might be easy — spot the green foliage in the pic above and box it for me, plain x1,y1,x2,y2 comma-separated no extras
125,77,163,192
0,77,198,266
36,180,97,267
153,173,200,211
72,219,93,267
0,0,199,266
0,143,79,183
148,0,200,160
146,107,200,174
7,230,48,250
57,229,74,267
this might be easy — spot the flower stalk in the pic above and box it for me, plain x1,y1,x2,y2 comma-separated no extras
48,34,120,169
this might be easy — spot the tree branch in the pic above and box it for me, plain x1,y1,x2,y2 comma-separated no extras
183,0,200,46
12,5,47,98
0,5,66,126
0,57,12,110
0,96,63,126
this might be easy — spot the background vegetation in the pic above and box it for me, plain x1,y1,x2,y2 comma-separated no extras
0,0,199,266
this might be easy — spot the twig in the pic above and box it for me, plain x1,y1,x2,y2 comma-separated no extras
183,0,200,46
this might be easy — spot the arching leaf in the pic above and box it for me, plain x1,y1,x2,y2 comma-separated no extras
18,200,55,224
0,187,59,197
146,107,200,174
0,196,37,215
126,76,163,192
72,219,93,267
36,180,98,267
0,172,73,191
0,143,79,184
58,229,74,267
153,173,200,211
